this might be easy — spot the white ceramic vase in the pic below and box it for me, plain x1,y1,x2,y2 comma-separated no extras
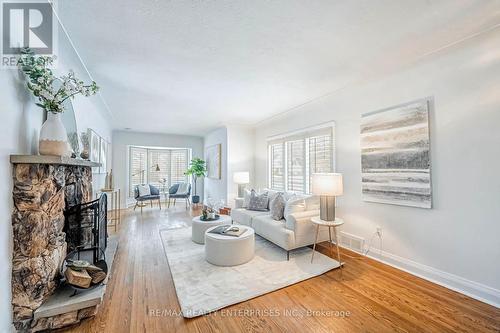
39,112,71,156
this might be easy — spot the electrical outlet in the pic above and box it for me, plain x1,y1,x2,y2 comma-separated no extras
376,227,382,238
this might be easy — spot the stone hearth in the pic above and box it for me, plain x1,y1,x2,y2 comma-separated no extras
10,155,106,332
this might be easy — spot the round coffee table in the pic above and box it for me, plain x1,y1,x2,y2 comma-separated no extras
191,214,232,244
204,224,255,266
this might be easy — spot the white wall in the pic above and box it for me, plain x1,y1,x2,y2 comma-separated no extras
226,125,255,206
203,127,228,204
112,130,204,206
254,29,500,306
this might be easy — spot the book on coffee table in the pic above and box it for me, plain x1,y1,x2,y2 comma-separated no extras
208,225,246,237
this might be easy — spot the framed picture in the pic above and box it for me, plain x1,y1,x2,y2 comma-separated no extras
99,138,108,174
205,144,221,179
361,98,432,208
88,129,101,173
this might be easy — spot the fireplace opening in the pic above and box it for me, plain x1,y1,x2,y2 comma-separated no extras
64,194,108,265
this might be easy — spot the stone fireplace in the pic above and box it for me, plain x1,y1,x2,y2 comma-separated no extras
10,155,117,332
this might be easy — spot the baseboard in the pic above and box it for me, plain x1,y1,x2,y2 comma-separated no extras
335,241,500,308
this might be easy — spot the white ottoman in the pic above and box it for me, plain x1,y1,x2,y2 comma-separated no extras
205,225,255,266
191,214,232,244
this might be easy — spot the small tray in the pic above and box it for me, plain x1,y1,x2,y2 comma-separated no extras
200,214,220,221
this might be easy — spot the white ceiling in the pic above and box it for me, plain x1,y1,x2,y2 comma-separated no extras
58,0,500,135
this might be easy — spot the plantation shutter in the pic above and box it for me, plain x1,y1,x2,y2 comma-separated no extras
171,149,189,185
129,147,147,196
286,139,306,193
269,143,285,191
148,149,171,189
267,124,335,194
308,134,333,192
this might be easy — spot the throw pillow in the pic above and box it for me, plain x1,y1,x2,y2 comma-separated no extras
138,184,151,197
269,193,286,220
284,197,306,219
248,190,269,211
177,183,189,195
243,189,252,208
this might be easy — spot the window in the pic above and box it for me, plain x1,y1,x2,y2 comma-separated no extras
268,125,335,194
129,147,190,196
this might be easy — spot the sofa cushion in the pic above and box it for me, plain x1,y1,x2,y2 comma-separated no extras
248,190,269,211
242,189,252,208
284,197,306,220
252,215,295,250
231,208,268,227
269,193,286,221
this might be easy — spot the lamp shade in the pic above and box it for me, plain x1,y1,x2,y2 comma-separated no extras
311,173,343,196
233,172,250,184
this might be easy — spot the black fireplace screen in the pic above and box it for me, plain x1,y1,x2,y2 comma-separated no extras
64,194,108,263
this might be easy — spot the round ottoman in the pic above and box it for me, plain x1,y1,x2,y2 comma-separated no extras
205,225,255,266
191,214,232,244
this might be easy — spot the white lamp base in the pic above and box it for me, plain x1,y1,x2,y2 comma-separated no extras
320,195,336,221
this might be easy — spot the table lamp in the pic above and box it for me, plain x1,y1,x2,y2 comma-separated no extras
311,173,343,221
233,172,250,198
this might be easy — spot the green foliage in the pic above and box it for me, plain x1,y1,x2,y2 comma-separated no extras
185,158,206,178
185,158,206,196
18,47,99,114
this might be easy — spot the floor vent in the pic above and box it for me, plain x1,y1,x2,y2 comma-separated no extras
338,231,365,253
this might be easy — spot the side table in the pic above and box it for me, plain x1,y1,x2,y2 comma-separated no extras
310,216,344,276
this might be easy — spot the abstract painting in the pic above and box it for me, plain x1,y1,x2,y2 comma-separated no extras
88,129,101,174
205,144,221,179
99,137,108,174
361,99,432,208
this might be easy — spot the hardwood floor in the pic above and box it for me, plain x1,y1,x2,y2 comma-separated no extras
64,206,500,333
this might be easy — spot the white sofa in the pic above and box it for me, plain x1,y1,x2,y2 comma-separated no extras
231,193,330,259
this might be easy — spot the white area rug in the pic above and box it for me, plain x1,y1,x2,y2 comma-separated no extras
160,227,340,318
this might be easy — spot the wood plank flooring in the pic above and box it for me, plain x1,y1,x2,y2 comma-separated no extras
63,206,500,333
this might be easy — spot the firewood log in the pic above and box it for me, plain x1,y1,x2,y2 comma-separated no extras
65,268,92,288
88,270,107,284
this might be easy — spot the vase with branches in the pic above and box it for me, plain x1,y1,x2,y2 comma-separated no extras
185,158,206,204
18,48,99,156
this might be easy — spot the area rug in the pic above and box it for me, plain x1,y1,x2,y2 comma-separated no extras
159,227,340,318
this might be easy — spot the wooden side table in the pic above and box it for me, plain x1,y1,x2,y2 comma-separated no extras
98,188,121,232
310,216,344,276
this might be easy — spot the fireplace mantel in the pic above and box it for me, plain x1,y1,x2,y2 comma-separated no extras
10,155,101,167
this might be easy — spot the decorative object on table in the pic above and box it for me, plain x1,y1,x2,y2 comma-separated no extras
361,98,432,208
233,171,250,198
208,225,246,237
80,132,90,159
311,173,343,221
219,206,231,215
18,48,99,156
104,169,114,189
205,143,221,179
184,157,206,204
99,137,108,173
200,213,220,221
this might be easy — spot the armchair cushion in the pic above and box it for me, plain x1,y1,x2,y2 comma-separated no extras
169,183,180,194
137,184,151,197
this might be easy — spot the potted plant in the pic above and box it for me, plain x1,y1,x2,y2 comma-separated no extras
19,48,99,156
185,158,206,204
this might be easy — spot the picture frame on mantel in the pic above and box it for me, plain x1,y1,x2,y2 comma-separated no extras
99,137,109,174
206,144,221,179
88,129,100,173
